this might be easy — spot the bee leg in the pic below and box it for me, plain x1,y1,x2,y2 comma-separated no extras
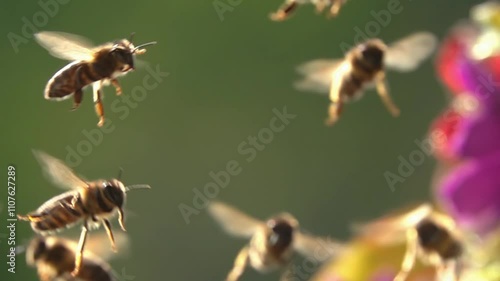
269,0,298,21
117,207,127,232
71,221,89,277
93,82,105,127
111,79,122,96
436,261,458,281
103,219,117,252
226,246,249,281
376,76,401,117
70,89,83,111
312,0,327,13
325,101,343,126
394,229,418,281
328,0,344,17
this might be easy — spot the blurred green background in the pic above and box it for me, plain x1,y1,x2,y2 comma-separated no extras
0,0,486,280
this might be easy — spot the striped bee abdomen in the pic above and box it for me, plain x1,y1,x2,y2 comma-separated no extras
30,192,86,233
44,61,103,100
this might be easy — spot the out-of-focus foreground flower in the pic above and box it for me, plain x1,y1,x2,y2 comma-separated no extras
311,2,500,281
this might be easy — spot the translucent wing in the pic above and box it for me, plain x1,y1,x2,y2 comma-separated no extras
208,201,263,238
35,31,95,61
384,32,438,72
294,232,345,261
352,203,433,244
33,150,88,190
83,232,129,261
294,59,341,94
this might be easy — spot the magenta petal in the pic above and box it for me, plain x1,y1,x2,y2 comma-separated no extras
439,150,500,234
452,106,500,158
459,57,500,109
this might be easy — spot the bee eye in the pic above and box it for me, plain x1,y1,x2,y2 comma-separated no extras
103,185,125,207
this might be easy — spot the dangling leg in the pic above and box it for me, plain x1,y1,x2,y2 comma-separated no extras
226,246,249,281
118,207,126,232
93,82,105,127
394,229,418,281
325,78,343,126
312,0,328,13
376,74,400,117
325,101,343,126
436,261,458,281
102,219,117,252
71,89,83,111
329,0,345,17
270,0,298,21
111,79,122,95
71,220,89,277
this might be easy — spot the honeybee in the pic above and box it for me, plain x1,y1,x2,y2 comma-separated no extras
294,32,437,126
208,201,344,281
35,31,156,127
355,203,464,281
17,150,150,276
24,232,128,281
270,0,347,21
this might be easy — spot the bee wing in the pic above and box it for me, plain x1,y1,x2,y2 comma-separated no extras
208,201,263,238
294,59,342,94
293,232,345,261
33,150,88,190
83,232,129,261
352,203,433,244
35,31,95,61
384,32,438,72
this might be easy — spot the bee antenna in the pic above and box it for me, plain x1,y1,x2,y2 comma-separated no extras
117,167,124,180
128,32,136,43
125,184,151,192
134,41,157,52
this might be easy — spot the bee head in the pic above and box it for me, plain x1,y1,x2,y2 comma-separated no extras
111,40,136,72
358,40,386,69
111,34,156,72
266,214,297,250
416,218,444,245
26,236,47,265
103,179,126,208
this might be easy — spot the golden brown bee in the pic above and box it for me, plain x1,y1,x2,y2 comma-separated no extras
270,0,347,21
24,232,128,281
17,150,150,276
356,203,464,281
208,201,344,281
35,31,156,127
294,32,437,126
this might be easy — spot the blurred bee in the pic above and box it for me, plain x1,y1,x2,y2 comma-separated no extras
17,150,150,276
294,32,437,126
270,0,347,21
208,201,344,281
355,203,464,281
35,31,156,127
24,232,128,281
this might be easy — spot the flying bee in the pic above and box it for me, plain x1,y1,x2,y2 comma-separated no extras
35,31,156,127
355,203,465,281
270,0,347,21
17,150,151,277
208,201,344,281
23,232,128,281
294,32,437,126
